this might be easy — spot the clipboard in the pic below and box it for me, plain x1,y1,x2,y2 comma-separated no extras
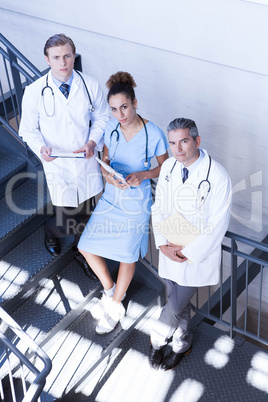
156,212,200,246
49,150,86,158
96,157,128,185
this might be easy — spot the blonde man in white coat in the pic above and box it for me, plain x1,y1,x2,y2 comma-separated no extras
149,118,232,371
19,34,109,278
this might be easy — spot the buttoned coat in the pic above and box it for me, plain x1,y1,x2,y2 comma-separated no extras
19,70,109,206
152,150,232,287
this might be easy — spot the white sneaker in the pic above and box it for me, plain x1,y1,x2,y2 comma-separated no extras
90,293,113,320
90,291,126,320
96,301,125,335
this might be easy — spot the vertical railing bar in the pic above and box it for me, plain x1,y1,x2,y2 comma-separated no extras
230,238,238,339
257,265,264,338
220,252,223,320
0,378,4,400
207,286,210,315
6,347,17,402
3,57,19,129
19,361,28,397
244,259,249,332
0,73,9,121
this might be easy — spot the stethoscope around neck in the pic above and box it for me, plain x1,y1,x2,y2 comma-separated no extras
109,114,149,167
41,70,95,118
165,155,212,208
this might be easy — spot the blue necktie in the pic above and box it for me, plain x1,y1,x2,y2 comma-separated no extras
59,83,70,98
182,167,188,183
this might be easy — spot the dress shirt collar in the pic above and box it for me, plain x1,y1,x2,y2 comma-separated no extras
51,72,74,89
181,148,205,178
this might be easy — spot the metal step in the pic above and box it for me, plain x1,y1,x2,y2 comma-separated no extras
6,260,163,401
0,177,51,257
0,225,74,311
67,319,268,402
0,149,28,198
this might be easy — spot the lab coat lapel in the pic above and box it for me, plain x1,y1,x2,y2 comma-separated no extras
186,150,210,186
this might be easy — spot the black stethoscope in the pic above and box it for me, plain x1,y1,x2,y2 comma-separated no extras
109,114,149,167
165,155,212,208
41,70,95,118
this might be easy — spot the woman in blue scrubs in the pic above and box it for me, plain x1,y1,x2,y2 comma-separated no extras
78,71,169,334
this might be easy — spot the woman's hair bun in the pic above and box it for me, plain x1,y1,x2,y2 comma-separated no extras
106,71,136,90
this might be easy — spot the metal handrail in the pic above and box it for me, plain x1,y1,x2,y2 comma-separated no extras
0,307,52,401
190,230,268,346
142,179,268,347
0,33,42,157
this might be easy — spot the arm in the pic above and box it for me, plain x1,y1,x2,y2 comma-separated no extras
19,85,48,158
73,77,108,158
125,152,169,187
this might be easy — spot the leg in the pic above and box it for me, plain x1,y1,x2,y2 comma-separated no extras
79,250,114,290
150,280,197,351
113,262,136,303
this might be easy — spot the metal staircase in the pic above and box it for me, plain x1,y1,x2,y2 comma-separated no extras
1,32,268,401
0,33,165,400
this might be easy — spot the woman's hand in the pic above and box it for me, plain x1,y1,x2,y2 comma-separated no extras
104,172,129,189
125,171,146,187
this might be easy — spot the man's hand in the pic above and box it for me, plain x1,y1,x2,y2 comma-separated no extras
74,140,96,159
41,146,56,162
159,243,187,263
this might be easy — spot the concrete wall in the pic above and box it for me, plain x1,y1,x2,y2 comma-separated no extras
1,0,268,242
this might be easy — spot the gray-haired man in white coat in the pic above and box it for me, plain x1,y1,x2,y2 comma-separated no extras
149,118,232,370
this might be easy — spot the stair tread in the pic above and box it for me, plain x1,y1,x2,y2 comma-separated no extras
0,178,50,240
7,262,158,399
0,150,27,185
0,225,73,304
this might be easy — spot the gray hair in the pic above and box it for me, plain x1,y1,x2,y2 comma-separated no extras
167,118,199,140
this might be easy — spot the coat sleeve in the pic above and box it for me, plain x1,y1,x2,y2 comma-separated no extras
151,160,170,248
86,77,109,150
19,85,46,157
182,171,232,263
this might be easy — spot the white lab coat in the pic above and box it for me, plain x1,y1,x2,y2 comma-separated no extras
19,70,109,207
152,150,232,287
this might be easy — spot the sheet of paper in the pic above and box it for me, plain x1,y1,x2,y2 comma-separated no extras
157,212,200,246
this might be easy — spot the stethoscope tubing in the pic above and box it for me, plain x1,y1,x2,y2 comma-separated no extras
165,155,212,208
41,71,94,117
109,114,149,167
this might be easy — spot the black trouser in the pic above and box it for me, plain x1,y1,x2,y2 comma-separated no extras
45,198,93,246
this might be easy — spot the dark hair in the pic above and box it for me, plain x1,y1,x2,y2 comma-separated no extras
44,34,76,56
106,71,136,103
167,118,199,140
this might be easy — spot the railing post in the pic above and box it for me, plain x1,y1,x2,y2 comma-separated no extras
7,49,24,117
230,238,238,339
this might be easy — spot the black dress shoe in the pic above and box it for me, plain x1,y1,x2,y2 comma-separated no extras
74,255,98,280
148,345,164,369
44,235,60,257
161,346,192,371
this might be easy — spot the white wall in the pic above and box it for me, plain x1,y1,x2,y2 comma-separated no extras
1,0,268,242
